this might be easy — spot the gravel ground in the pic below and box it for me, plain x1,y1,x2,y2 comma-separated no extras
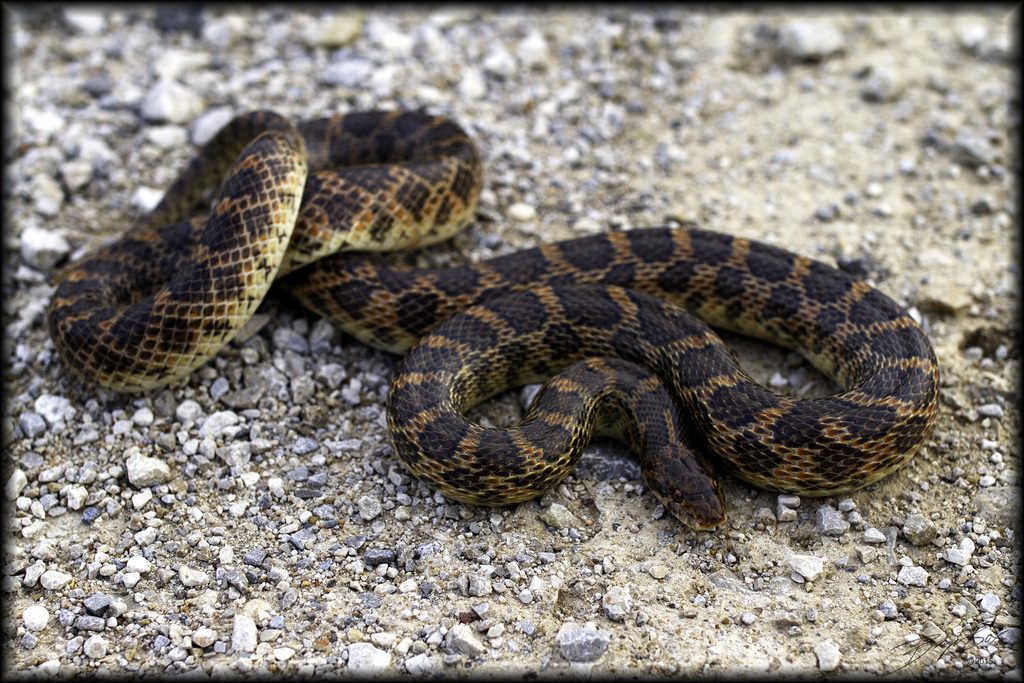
3,6,1019,678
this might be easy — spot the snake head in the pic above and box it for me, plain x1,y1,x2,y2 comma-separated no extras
645,448,727,530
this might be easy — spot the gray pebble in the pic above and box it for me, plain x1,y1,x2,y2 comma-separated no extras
61,158,94,192
134,527,157,546
445,623,486,657
970,487,1018,528
920,621,946,643
952,130,998,167
220,386,266,410
555,622,611,662
415,540,440,557
209,377,230,401
776,494,800,522
539,502,579,530
482,47,517,77
30,175,64,217
83,593,113,615
273,327,309,354
20,225,72,270
466,574,492,597
860,66,904,103
942,538,975,566
405,652,433,676
977,403,1004,419
902,513,937,545
999,627,1021,646
39,570,72,590
357,495,382,521
751,507,776,525
341,378,363,405
224,568,249,592
347,642,392,675
288,528,317,550
75,615,106,631
303,14,362,49
178,566,210,587
62,8,107,34
813,504,850,536
290,375,316,404
974,627,997,646
243,549,267,566
5,469,28,501
322,58,374,88
708,569,752,595
189,107,235,146
517,29,550,70
125,452,171,488
82,635,107,659
358,593,382,609
218,443,251,468
309,317,339,347
198,410,239,439
18,413,47,439
364,548,397,567
789,554,824,582
291,436,319,455
315,363,348,388
141,80,203,124
175,399,205,422
602,586,633,621
814,640,841,671
192,628,217,648
777,19,844,60
231,615,257,653
863,526,887,544
34,394,76,426
897,565,929,586
286,465,309,481
978,593,1000,614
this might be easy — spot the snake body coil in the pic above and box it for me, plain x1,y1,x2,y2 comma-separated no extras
48,111,939,529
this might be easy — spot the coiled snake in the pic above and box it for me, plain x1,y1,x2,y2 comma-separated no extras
47,111,939,529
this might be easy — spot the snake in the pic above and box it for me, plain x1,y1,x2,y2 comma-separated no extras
47,110,940,529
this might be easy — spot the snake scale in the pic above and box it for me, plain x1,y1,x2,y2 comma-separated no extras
48,111,939,529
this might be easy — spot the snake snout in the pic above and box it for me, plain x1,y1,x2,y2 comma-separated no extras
646,447,728,530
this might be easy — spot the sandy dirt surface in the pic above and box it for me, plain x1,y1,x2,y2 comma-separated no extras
3,6,1019,678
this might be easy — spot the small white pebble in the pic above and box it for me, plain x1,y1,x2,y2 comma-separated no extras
178,565,210,587
23,604,50,631
507,202,536,221
192,628,217,648
83,635,108,659
39,570,72,590
231,615,257,653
